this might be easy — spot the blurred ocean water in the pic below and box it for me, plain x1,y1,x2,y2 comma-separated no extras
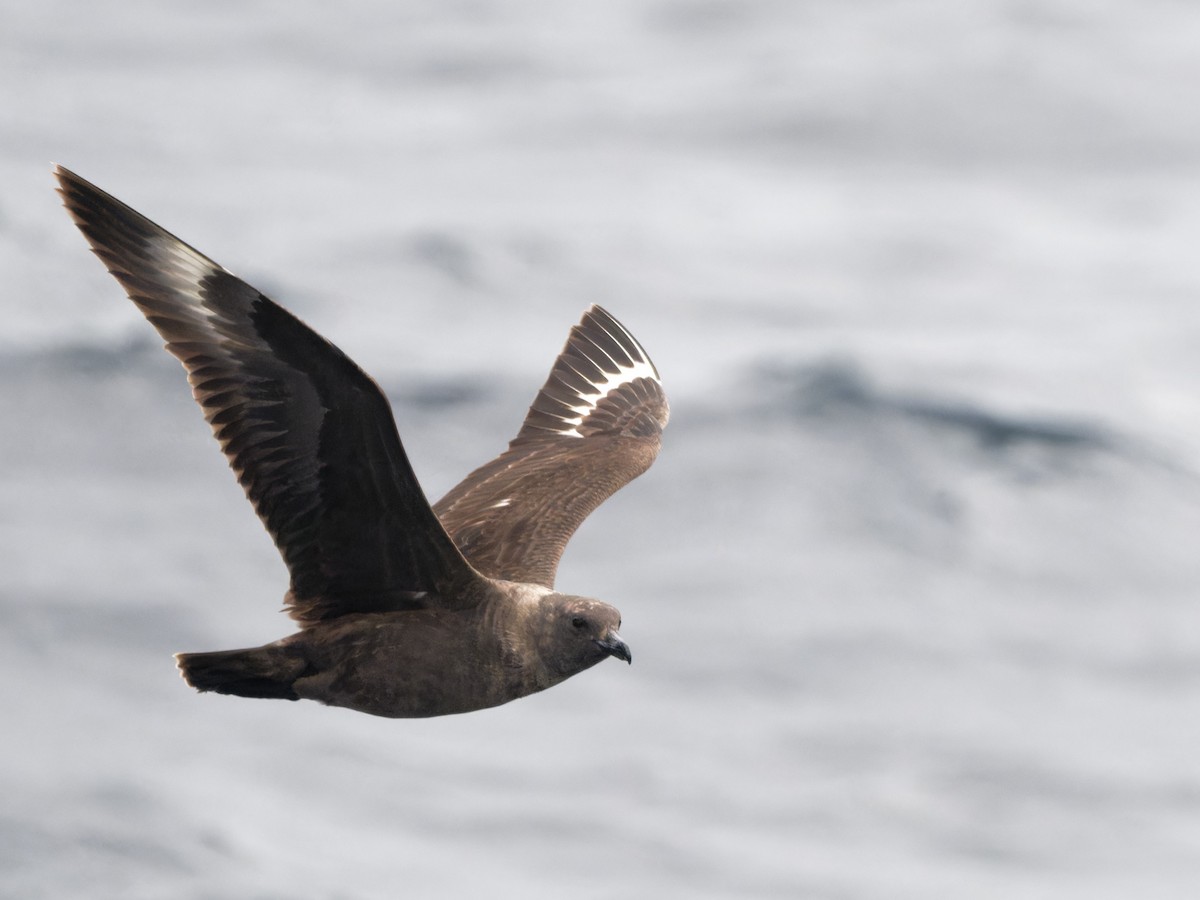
4,2,1200,897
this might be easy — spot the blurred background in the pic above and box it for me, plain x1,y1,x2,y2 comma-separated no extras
4,1,1200,897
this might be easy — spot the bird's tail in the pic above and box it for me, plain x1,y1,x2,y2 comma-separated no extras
175,644,310,701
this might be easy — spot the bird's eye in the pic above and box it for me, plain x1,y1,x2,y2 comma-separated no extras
571,617,587,629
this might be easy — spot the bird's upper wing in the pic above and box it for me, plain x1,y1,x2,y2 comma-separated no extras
56,166,484,626
433,306,669,587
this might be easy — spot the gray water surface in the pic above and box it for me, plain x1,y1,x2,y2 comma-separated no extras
4,2,1200,898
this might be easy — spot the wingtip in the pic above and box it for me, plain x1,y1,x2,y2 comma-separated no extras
173,651,198,690
582,303,615,327
52,163,71,201
52,162,78,189
53,166,102,237
53,166,120,211
580,305,662,381
52,165,93,218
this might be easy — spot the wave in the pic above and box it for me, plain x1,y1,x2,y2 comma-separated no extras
0,334,162,377
760,360,1114,455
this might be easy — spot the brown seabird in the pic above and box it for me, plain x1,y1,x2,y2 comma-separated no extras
55,166,669,718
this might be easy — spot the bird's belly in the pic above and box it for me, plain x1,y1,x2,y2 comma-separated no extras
287,614,535,719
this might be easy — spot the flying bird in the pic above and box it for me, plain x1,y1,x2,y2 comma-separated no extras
55,166,668,718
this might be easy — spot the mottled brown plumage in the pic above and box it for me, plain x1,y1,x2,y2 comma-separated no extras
56,165,667,718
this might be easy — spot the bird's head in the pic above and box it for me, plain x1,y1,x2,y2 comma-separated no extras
532,593,631,677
